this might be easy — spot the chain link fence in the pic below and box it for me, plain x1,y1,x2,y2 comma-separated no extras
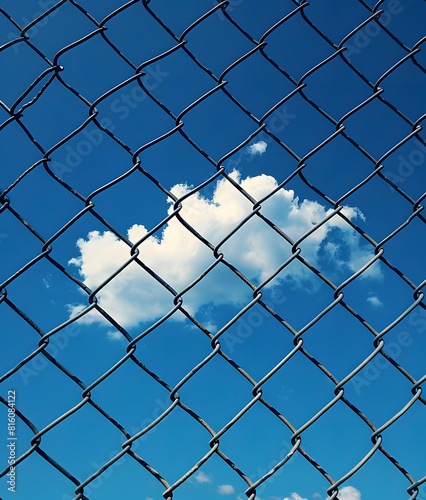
1,0,426,499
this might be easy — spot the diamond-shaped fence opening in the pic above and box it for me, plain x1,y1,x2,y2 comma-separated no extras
1,1,426,500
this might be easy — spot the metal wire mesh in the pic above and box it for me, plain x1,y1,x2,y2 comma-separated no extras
1,0,426,499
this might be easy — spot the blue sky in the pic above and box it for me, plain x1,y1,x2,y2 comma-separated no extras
1,1,426,500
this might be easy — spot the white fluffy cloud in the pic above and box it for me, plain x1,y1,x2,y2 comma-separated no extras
106,330,123,341
248,140,268,155
194,471,212,484
217,484,235,494
68,170,381,329
282,490,360,500
284,494,308,500
327,486,361,500
367,295,383,307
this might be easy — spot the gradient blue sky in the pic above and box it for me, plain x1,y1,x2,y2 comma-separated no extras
1,1,426,500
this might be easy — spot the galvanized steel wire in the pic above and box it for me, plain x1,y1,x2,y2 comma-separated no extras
0,1,425,499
